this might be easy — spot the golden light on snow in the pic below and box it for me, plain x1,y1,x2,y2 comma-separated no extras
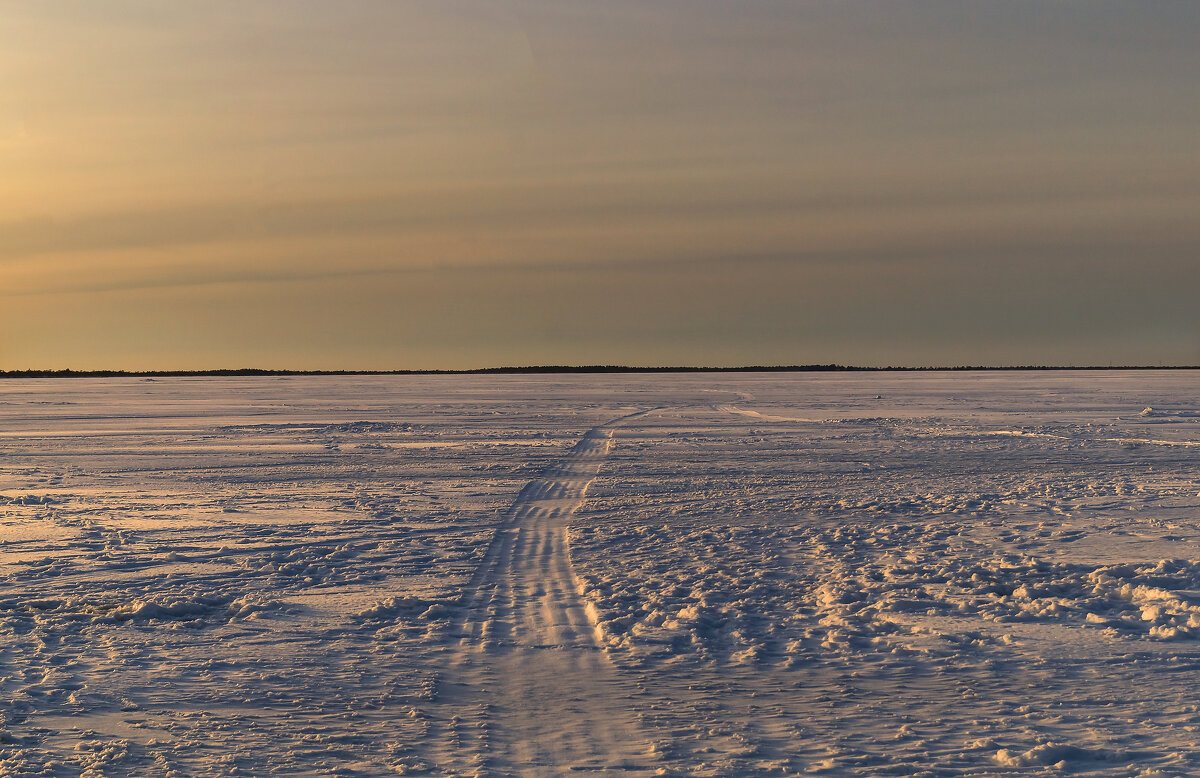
6,372,1200,771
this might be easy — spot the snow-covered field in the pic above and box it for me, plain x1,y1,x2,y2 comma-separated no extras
3,372,1200,776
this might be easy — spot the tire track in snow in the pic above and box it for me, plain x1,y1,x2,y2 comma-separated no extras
715,404,821,423
428,411,661,776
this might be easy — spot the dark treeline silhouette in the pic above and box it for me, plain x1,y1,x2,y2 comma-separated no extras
2,365,1197,379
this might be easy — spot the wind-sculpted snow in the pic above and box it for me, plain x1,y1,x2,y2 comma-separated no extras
3,372,1200,775
573,523,1200,665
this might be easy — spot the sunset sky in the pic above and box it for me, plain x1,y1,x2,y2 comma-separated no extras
3,1,1198,369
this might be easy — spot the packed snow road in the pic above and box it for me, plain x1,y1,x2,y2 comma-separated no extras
2,372,1200,775
428,415,659,776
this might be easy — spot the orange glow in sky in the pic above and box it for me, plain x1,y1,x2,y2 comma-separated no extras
3,2,1198,369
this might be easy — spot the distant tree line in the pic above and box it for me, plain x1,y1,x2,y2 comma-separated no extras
1,365,1196,379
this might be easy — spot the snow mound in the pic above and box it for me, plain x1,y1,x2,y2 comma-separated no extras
994,742,1118,767
1,493,59,505
319,421,415,434
355,597,452,622
1,592,279,624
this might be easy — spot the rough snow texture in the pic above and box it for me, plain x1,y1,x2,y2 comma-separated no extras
3,372,1200,775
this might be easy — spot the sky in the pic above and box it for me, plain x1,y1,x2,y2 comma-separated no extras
2,1,1198,369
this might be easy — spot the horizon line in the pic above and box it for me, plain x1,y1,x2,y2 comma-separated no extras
3,365,1200,378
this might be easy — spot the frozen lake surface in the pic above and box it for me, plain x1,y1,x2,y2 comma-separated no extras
3,372,1200,776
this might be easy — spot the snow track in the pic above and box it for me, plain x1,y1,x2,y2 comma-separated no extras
10,375,1200,775
714,404,820,423
429,414,660,776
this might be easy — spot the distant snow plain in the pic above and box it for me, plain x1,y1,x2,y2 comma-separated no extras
3,372,1200,776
